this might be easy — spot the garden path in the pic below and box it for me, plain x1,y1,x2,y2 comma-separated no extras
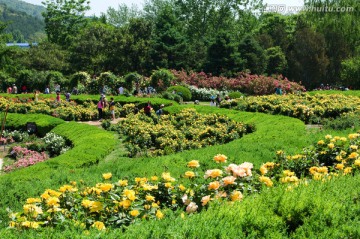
77,118,123,127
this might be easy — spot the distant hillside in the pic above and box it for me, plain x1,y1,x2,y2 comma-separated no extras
0,0,45,19
0,3,45,42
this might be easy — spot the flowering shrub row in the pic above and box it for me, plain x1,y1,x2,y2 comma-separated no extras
8,131,360,231
171,70,305,95
221,93,360,123
0,97,120,121
113,108,251,157
187,86,229,101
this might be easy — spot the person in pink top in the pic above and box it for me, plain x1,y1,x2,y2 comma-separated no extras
97,97,105,120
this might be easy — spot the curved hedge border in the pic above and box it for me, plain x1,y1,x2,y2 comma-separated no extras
0,114,117,222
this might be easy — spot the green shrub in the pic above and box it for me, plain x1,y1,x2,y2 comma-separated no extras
150,69,175,92
228,91,244,99
124,72,142,92
167,85,192,101
322,113,360,130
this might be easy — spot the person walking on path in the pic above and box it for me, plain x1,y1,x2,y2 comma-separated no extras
109,97,116,120
97,98,105,121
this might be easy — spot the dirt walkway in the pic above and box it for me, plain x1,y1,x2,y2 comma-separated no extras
77,118,123,127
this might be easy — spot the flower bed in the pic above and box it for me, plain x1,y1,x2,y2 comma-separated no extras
221,93,360,123
112,108,252,156
8,131,360,231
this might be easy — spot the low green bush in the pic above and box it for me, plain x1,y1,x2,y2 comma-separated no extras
167,86,192,101
322,113,360,130
228,91,244,99
5,113,64,137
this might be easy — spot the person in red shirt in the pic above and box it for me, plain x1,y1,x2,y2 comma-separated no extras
144,101,152,117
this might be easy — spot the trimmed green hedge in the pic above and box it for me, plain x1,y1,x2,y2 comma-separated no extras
0,114,117,223
167,85,192,101
4,113,64,137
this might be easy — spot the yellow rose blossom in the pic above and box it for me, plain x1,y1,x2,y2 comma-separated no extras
276,150,283,155
82,200,92,208
340,137,347,142
187,160,200,168
89,201,103,213
152,202,159,208
335,164,344,170
59,185,77,193
318,166,328,174
354,159,360,167
119,200,131,209
348,152,359,159
348,133,359,140
204,169,223,179
123,189,136,201
162,172,176,182
313,173,323,181
46,197,60,207
156,210,164,219
282,170,295,177
96,183,113,192
350,145,358,150
102,173,112,180
164,182,173,188
230,190,243,201
335,155,343,161
142,184,158,191
317,140,325,145
201,195,211,206
144,204,151,210
23,204,43,217
213,154,227,163
260,165,268,175
145,195,155,202
130,210,140,217
325,134,332,139
151,176,158,181
259,176,273,187
178,184,186,191
118,180,128,187
92,221,106,231
184,171,196,178
327,143,335,149
208,181,220,190
222,176,236,186
47,189,62,197
344,167,352,174
26,198,41,204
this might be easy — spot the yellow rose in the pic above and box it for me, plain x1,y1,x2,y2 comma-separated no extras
187,160,200,168
130,210,140,217
213,154,227,163
208,181,220,190
102,173,112,180
184,171,196,178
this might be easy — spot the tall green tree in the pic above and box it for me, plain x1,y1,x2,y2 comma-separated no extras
42,0,90,48
239,35,266,74
265,46,287,75
287,26,329,89
69,21,116,75
149,4,189,70
106,3,141,27
204,31,244,76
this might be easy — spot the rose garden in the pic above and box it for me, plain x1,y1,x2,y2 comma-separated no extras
0,70,360,238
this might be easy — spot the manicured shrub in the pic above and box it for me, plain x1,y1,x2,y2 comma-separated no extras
228,91,244,99
150,69,175,92
166,85,192,101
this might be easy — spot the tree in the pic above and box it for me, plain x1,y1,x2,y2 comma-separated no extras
149,4,189,70
341,57,360,89
238,35,267,74
19,41,69,72
287,26,329,89
265,46,287,75
106,3,141,27
204,31,244,76
42,0,90,48
69,21,116,75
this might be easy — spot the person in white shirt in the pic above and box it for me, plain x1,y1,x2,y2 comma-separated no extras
118,86,124,95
